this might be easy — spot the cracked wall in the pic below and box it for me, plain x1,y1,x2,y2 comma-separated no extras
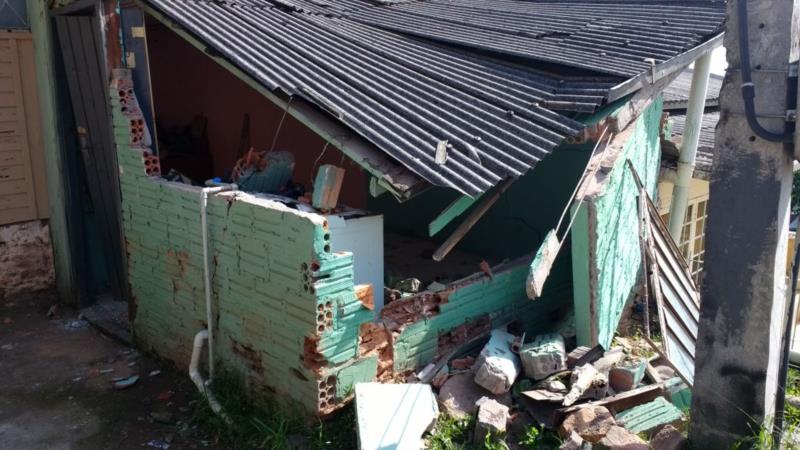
571,97,663,349
111,70,373,415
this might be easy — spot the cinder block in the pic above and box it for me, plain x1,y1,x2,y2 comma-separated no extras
519,333,567,380
474,330,521,394
616,397,684,435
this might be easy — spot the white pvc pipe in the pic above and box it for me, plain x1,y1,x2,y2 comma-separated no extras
667,52,713,240
200,184,237,380
189,330,229,421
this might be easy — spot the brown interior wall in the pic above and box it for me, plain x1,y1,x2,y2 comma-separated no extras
145,20,367,208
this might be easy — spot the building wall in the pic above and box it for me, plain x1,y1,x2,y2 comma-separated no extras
571,98,663,348
0,219,55,300
112,71,373,414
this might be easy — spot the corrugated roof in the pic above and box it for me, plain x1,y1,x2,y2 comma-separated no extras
669,111,718,174
663,67,724,109
143,0,725,196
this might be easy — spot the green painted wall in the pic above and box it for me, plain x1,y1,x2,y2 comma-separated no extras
571,98,663,348
111,74,373,415
368,146,593,259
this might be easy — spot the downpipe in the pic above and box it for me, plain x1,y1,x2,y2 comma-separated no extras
189,182,237,423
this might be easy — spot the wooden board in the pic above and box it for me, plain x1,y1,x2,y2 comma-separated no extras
0,32,47,225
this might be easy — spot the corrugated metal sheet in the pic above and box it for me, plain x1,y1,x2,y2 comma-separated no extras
663,68,723,109
644,194,700,386
669,111,718,174
346,0,726,78
144,0,724,195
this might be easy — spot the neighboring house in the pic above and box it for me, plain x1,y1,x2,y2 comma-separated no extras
29,0,724,414
0,1,55,299
658,68,723,283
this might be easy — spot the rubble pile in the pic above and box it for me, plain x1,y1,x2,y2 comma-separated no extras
354,330,690,449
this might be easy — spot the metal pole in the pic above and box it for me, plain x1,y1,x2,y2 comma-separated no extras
667,52,713,240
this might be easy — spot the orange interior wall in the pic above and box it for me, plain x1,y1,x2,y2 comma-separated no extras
145,20,367,208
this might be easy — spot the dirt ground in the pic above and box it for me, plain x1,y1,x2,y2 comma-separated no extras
0,291,222,450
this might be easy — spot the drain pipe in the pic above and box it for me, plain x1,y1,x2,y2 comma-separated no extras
667,52,713,240
189,182,237,421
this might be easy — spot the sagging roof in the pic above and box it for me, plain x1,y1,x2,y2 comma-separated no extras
663,67,724,110
142,0,725,197
669,111,718,175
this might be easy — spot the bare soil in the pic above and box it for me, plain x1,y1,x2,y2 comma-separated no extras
0,291,221,450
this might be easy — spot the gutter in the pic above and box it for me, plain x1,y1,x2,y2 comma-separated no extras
607,33,724,103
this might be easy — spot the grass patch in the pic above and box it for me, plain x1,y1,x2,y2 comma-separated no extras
190,371,356,449
424,414,562,450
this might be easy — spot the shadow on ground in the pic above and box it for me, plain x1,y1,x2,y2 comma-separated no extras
0,291,222,450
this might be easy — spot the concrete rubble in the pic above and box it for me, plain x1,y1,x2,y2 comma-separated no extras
520,333,567,380
473,329,521,394
351,330,691,449
474,397,510,442
595,425,649,450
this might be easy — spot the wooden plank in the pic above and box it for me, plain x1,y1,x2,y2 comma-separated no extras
0,179,29,196
17,37,49,218
0,192,30,210
428,194,480,236
0,149,25,166
0,164,27,181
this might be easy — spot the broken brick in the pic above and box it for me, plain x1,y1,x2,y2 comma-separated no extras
474,397,510,442
595,425,648,450
559,404,616,443
608,357,647,392
438,373,511,418
650,425,686,450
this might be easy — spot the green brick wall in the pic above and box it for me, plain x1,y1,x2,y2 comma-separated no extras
110,71,372,414
571,98,663,349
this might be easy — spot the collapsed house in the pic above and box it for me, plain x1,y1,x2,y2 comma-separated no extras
42,0,725,416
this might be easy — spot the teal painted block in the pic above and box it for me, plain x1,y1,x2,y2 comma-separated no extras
616,397,683,435
355,383,438,450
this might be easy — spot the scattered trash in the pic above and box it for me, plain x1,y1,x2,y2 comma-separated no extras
47,304,60,318
72,377,82,382
64,319,89,330
156,390,174,401
1,344,13,351
150,410,176,424
112,375,140,390
146,439,171,449
355,383,438,450
563,364,601,407
149,369,161,377
100,368,115,374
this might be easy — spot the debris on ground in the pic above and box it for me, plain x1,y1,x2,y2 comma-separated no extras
439,372,512,418
595,425,649,449
650,424,687,450
473,397,510,442
112,374,140,390
355,382,438,450
473,329,521,394
520,333,567,380
615,397,683,435
559,404,616,443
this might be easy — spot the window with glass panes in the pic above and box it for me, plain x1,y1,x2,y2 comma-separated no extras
660,197,708,284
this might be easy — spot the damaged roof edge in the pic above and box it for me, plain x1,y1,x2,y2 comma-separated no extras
138,0,429,201
606,33,724,104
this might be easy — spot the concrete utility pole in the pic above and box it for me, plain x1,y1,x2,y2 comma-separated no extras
690,0,797,447
667,52,712,241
